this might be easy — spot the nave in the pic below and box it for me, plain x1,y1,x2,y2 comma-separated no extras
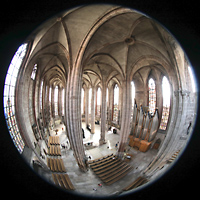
2,4,198,198
37,120,157,196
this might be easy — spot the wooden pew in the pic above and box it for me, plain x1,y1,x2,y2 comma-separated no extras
98,162,126,178
123,176,148,191
63,174,75,190
89,155,115,166
90,157,116,169
95,160,123,175
52,174,59,186
100,163,129,180
47,158,66,172
56,174,65,188
60,174,69,189
52,173,75,191
88,154,113,164
59,158,66,172
92,159,120,172
49,158,55,172
53,159,59,172
105,166,133,185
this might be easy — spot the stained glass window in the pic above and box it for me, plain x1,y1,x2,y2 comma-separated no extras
31,64,37,80
62,88,65,116
49,87,52,117
97,87,101,116
106,88,108,103
3,43,28,153
148,78,156,115
188,66,196,93
89,88,92,114
54,86,58,116
159,76,170,130
131,81,135,119
113,84,119,123
40,80,43,110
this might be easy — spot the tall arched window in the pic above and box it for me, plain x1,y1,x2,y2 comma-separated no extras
97,87,101,116
188,66,196,93
54,86,58,116
89,88,92,114
159,76,170,130
31,64,37,80
49,86,52,117
113,84,119,122
62,88,64,116
148,78,156,115
40,80,43,110
106,88,108,103
131,81,135,119
81,88,84,114
3,43,28,153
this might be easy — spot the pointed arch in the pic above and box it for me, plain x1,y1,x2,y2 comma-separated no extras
159,76,171,130
148,78,156,115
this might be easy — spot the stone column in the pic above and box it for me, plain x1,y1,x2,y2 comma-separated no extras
118,85,123,126
51,86,55,118
117,80,132,157
58,87,62,117
65,70,87,172
91,86,96,134
99,81,107,145
85,87,89,127
156,78,163,124
109,86,114,121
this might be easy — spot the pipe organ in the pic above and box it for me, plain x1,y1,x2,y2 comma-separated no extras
129,101,159,152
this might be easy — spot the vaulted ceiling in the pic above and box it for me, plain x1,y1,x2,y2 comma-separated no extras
25,4,177,90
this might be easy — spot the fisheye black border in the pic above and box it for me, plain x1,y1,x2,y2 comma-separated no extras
0,1,200,200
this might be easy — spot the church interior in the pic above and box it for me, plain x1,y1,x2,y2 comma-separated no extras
3,4,198,197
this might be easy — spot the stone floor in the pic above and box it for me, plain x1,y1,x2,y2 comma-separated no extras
41,121,158,197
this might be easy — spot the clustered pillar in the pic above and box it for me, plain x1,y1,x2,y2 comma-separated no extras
65,71,87,172
84,87,89,127
91,86,96,134
117,80,132,157
99,81,107,145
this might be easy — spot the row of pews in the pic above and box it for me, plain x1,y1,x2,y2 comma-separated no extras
47,158,66,173
89,154,133,185
52,173,75,191
122,176,148,191
48,136,60,146
48,145,61,156
167,150,180,163
47,135,75,191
